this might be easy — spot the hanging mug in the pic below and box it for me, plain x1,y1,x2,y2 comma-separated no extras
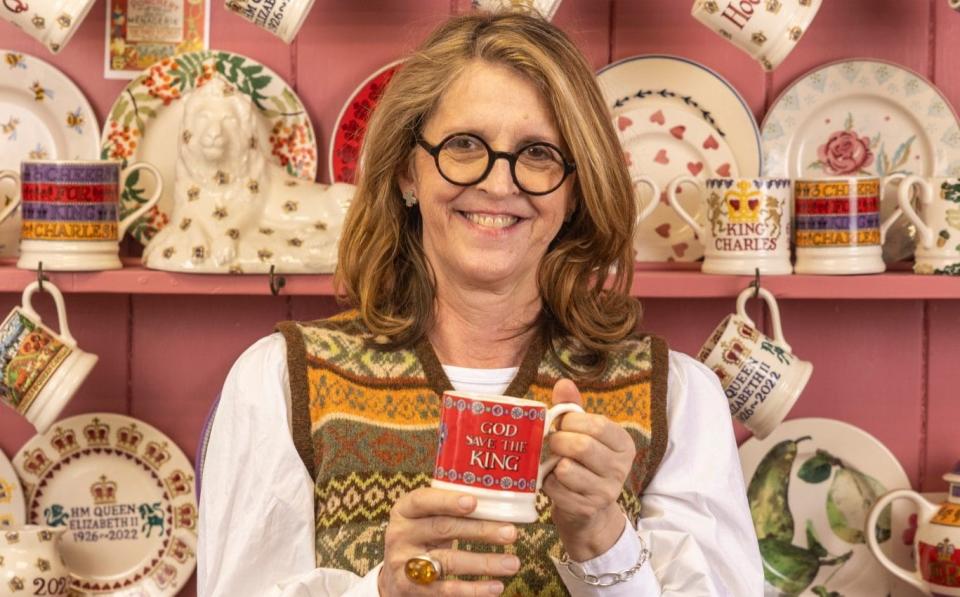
897,175,960,275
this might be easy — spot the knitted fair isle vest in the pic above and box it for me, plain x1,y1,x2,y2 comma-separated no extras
277,310,669,596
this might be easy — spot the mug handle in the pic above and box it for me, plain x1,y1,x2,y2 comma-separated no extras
897,175,935,250
666,175,706,240
866,489,936,595
0,170,21,223
20,279,77,347
118,162,164,238
536,403,585,490
735,285,792,352
632,175,661,225
879,173,907,245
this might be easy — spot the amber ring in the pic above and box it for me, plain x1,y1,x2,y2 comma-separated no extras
404,553,442,585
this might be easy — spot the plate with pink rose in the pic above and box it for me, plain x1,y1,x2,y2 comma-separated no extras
761,59,960,263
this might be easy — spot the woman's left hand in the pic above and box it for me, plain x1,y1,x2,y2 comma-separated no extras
543,378,636,562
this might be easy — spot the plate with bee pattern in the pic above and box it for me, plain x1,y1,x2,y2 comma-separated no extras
0,50,100,258
0,447,26,529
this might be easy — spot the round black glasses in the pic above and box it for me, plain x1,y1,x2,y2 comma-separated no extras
416,133,576,196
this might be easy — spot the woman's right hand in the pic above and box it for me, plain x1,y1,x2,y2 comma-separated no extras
378,487,520,596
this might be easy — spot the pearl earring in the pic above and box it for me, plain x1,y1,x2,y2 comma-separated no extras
402,189,418,207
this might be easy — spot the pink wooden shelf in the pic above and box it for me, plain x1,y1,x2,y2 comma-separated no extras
1,260,958,298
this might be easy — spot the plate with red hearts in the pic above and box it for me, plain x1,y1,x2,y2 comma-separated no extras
328,60,403,183
614,104,738,262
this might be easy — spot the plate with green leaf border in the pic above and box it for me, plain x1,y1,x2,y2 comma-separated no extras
739,418,921,597
100,50,318,246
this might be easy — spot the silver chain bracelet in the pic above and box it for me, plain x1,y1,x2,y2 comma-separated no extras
557,528,651,587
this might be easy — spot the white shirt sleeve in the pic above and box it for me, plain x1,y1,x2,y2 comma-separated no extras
198,338,762,597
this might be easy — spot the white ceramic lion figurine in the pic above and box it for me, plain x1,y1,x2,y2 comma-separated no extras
142,77,354,274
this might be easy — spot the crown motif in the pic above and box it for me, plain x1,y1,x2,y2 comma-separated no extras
84,418,110,447
724,181,762,224
937,538,956,562
712,366,731,387
50,427,79,455
737,323,761,342
175,503,198,530
169,537,194,563
90,475,118,505
22,449,52,477
154,563,178,589
143,441,170,469
164,470,193,498
721,338,750,367
117,423,143,453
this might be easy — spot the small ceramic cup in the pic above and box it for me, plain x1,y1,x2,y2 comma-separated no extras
17,159,162,271
472,0,563,20
224,0,317,43
432,391,583,523
0,170,21,224
897,175,960,275
0,0,95,53
690,0,823,70
0,279,98,433
697,286,813,439
793,175,905,275
667,176,793,275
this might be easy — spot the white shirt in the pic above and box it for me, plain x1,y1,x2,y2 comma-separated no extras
198,334,763,596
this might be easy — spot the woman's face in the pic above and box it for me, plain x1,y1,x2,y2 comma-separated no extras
405,60,574,293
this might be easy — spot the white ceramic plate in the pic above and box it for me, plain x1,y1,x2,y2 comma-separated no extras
739,418,920,597
761,59,960,263
597,54,762,178
0,447,26,528
101,50,318,246
14,414,197,596
0,49,100,257
614,104,738,261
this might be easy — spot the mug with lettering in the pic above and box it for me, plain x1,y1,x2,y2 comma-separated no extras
897,175,960,275
0,279,98,433
690,0,823,70
697,286,812,439
793,176,905,275
667,176,793,275
224,0,316,43
0,0,95,53
17,160,162,271
432,391,583,523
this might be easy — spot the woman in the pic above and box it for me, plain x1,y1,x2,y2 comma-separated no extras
199,10,762,597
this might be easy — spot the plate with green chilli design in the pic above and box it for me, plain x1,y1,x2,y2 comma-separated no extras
739,418,920,597
100,50,318,246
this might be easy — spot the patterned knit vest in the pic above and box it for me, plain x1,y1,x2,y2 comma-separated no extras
277,310,669,596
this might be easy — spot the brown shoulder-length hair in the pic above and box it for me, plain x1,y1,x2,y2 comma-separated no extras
335,10,640,375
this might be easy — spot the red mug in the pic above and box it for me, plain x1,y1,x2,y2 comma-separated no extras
432,391,583,523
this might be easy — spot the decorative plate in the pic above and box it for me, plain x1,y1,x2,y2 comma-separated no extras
597,55,762,178
0,447,26,528
0,50,100,257
739,418,916,597
761,59,960,263
329,60,402,184
101,50,318,245
13,414,197,596
614,104,738,262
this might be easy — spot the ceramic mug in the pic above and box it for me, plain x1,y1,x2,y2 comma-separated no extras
472,0,563,20
690,0,823,70
0,526,71,595
697,286,813,439
632,174,661,228
224,0,316,43
0,0,95,53
0,279,98,433
667,176,793,275
897,175,960,275
793,176,904,275
17,160,162,271
431,391,583,523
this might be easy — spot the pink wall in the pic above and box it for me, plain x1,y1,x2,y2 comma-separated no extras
2,1,960,595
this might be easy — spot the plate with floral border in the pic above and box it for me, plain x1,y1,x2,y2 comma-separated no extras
0,50,100,258
739,418,920,597
328,60,402,184
597,55,762,179
101,50,318,246
761,59,960,263
614,104,738,262
13,413,197,596
0,446,26,529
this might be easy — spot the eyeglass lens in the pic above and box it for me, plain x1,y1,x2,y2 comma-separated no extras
436,134,567,194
